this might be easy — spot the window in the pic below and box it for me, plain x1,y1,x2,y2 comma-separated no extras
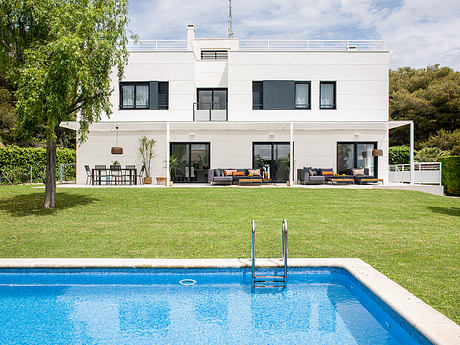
120,82,169,110
158,82,169,110
253,81,311,110
252,82,263,110
320,81,336,109
201,50,228,60
295,82,311,109
337,142,377,177
120,83,149,109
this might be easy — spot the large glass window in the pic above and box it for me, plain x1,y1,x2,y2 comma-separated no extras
320,81,336,109
135,85,149,108
121,85,135,109
253,142,291,182
197,89,227,110
295,82,311,109
170,143,210,183
337,142,377,176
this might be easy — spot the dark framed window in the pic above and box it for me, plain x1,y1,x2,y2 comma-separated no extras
295,81,311,109
320,81,336,109
252,81,311,110
120,83,149,109
252,81,263,110
197,88,227,110
170,142,210,183
337,142,378,177
201,50,228,60
158,82,169,110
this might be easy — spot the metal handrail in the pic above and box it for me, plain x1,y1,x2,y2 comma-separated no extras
252,219,255,279
282,219,288,279
239,39,385,51
193,102,228,121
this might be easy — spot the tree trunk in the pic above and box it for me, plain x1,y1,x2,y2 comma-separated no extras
43,140,56,208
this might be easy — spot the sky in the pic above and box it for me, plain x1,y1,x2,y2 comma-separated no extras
128,0,460,70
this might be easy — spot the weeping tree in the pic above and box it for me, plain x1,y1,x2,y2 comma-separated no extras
0,0,129,208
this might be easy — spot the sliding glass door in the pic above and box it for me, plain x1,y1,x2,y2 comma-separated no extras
337,142,377,176
253,142,291,183
170,143,210,183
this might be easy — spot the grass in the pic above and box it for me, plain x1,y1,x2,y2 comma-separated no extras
0,185,459,323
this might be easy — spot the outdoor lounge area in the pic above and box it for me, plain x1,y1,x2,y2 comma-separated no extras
297,167,384,185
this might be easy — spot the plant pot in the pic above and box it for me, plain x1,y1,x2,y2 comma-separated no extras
169,181,173,187
263,172,269,179
286,180,290,186
143,177,152,184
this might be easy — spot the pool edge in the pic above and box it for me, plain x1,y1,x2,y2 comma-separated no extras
0,257,458,345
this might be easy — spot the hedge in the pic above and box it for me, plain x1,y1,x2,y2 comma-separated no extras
0,145,76,184
438,156,460,196
389,145,411,165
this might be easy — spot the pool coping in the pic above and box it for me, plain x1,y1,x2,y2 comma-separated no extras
0,258,458,345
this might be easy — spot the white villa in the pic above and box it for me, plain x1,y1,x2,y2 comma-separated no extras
63,24,418,186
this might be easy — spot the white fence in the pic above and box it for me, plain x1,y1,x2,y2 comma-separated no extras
389,162,441,185
127,40,188,51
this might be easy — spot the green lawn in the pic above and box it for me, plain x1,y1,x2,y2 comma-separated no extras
0,185,459,323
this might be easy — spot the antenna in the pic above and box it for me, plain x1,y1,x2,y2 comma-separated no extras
228,0,234,38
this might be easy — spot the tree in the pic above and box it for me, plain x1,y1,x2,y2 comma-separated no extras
420,129,460,156
0,0,129,207
389,65,460,146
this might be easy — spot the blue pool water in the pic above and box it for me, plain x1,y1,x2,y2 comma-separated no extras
0,267,431,345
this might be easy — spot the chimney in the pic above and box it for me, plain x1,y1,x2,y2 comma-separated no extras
187,24,195,51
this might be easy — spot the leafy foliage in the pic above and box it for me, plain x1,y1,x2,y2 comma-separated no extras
389,65,460,146
138,136,156,178
0,145,75,184
414,147,448,162
0,0,129,207
389,145,410,165
420,129,460,156
438,156,460,195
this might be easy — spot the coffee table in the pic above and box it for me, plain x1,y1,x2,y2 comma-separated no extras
239,179,262,186
329,178,354,184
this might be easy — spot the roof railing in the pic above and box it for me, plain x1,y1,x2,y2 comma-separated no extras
238,40,385,51
127,39,385,52
127,40,188,51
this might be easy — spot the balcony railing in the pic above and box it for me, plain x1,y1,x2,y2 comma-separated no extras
201,50,228,60
127,40,188,51
389,162,441,185
238,40,385,51
193,103,228,122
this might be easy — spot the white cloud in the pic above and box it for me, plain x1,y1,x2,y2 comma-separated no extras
128,0,460,69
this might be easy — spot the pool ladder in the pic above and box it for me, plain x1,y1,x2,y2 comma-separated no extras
251,219,288,288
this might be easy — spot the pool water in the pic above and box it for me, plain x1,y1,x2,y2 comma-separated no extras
0,267,431,344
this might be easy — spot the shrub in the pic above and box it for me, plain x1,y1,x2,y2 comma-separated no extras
389,145,411,164
415,147,448,162
438,156,460,196
0,145,75,184
421,129,460,156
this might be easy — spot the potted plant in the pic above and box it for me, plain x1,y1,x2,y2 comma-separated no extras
168,155,181,186
138,136,156,184
112,160,121,167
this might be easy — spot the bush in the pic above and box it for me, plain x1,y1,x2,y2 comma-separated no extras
415,147,448,162
389,146,411,164
0,145,76,184
421,129,460,156
438,156,460,196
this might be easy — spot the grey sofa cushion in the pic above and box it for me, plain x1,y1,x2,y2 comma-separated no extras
309,176,325,181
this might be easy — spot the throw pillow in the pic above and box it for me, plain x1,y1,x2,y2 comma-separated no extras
248,169,261,176
321,171,334,176
224,169,236,176
233,171,245,176
308,169,313,176
353,168,365,175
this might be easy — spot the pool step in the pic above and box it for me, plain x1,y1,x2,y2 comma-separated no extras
253,275,286,288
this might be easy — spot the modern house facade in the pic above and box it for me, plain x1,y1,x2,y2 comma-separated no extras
63,25,411,185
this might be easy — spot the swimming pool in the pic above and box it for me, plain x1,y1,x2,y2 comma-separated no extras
0,266,433,344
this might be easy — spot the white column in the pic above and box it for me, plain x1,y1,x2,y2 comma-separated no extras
410,121,414,186
290,122,294,186
166,122,170,187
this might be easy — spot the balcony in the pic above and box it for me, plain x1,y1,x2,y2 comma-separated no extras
193,103,228,122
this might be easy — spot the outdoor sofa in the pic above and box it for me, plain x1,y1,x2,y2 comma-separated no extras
208,168,263,185
297,167,377,185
